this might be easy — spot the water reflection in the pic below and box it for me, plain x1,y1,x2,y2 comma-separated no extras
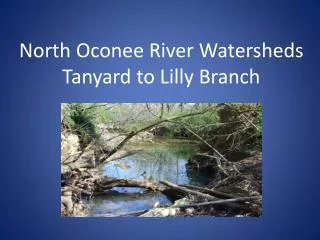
90,140,208,216
103,140,207,185
92,191,170,216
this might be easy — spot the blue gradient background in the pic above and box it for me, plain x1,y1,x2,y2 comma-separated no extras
1,1,320,239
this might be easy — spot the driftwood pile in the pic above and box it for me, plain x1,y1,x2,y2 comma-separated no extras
61,131,261,217
61,131,104,216
95,178,261,217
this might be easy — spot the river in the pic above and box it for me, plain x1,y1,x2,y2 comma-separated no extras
88,140,210,216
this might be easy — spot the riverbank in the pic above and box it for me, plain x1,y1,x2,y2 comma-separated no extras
61,103,262,217
61,129,261,217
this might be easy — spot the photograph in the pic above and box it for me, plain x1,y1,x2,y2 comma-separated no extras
61,103,262,217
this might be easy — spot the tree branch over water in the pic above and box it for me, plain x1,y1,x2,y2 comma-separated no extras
98,105,217,164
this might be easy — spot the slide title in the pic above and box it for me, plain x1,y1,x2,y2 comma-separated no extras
20,42,303,88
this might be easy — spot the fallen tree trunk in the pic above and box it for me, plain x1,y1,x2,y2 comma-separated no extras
172,196,261,209
100,178,166,192
92,210,148,217
99,178,185,200
160,180,218,201
93,178,261,216
100,178,255,203
160,180,258,211
100,178,239,202
100,178,223,202
140,196,261,217
179,184,236,199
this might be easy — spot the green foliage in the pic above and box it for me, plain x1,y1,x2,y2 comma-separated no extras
62,103,97,147
180,108,220,137
95,104,123,124
61,103,262,153
213,103,262,154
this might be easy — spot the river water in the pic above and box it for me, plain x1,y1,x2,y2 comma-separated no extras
89,140,209,216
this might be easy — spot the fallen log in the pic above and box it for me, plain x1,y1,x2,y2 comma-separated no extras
102,178,188,199
160,180,258,211
94,189,151,197
171,196,261,209
101,178,167,192
98,178,185,200
92,210,148,217
101,178,232,201
100,178,249,201
179,184,236,199
97,178,260,214
160,180,218,201
140,196,261,217
101,178,222,201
